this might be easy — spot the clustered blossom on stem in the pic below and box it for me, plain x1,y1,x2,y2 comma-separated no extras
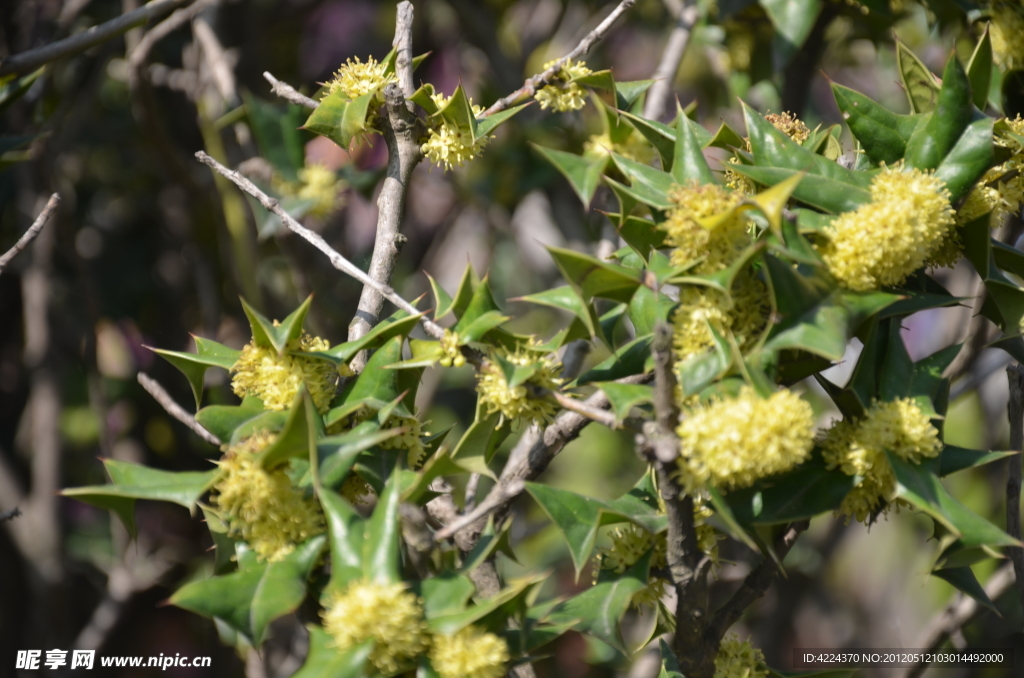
429,626,510,678
273,163,347,218
476,344,563,427
822,398,941,523
324,55,396,101
439,329,466,367
818,166,955,290
596,523,670,608
765,111,811,144
322,579,429,674
534,59,592,112
714,635,768,678
990,1,1024,72
213,431,324,562
662,182,769,360
676,387,816,492
230,329,343,413
957,115,1024,229
421,91,490,171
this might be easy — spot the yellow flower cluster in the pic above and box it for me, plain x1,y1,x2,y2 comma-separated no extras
439,329,467,367
476,345,563,427
430,626,510,678
958,116,1024,229
421,91,489,171
597,523,669,607
274,164,346,218
676,387,815,492
819,167,955,291
582,131,655,164
340,472,374,505
231,330,339,413
724,157,756,196
324,56,396,100
663,182,769,360
534,59,591,112
714,635,768,678
991,1,1024,72
822,398,941,522
322,579,429,674
379,415,429,470
213,432,324,562
765,111,811,144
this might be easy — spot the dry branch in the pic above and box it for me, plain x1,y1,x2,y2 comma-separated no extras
193,151,445,339
0,193,60,275
137,373,221,446
643,1,699,121
262,71,318,109
0,0,193,77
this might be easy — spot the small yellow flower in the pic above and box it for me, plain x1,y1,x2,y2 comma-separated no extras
422,91,490,171
822,398,941,522
439,330,467,368
340,472,374,505
476,345,563,427
958,116,1024,230
596,523,670,607
714,635,768,678
379,415,428,470
676,387,815,492
765,111,811,144
662,182,749,271
672,273,769,361
324,56,396,100
535,59,591,112
273,164,346,218
819,167,955,291
322,579,428,674
213,432,324,562
582,131,655,164
724,157,757,195
991,2,1024,72
231,330,339,413
430,626,510,678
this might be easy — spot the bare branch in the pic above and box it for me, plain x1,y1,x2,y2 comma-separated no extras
434,373,652,542
193,151,445,339
481,0,637,118
128,0,214,70
643,1,699,121
0,0,193,78
0,193,60,275
137,372,221,446
708,519,810,642
548,390,619,429
1005,364,1024,612
262,71,318,109
347,2,423,369
902,563,1016,678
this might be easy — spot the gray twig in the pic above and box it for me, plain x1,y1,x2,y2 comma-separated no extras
262,71,318,109
347,1,423,370
480,0,637,118
902,563,1016,678
434,373,652,542
137,372,221,446
0,507,22,522
0,0,192,77
643,1,699,121
1006,364,1024,616
0,194,60,275
193,151,445,339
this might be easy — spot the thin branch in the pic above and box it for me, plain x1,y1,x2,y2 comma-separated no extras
1005,364,1024,613
0,507,22,522
708,519,810,642
0,193,60,275
434,373,652,542
262,71,318,109
0,0,193,77
480,0,637,118
549,390,619,429
137,372,221,446
643,1,699,121
902,563,1016,678
347,1,422,369
193,151,445,339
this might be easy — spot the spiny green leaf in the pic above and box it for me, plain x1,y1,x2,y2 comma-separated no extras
291,628,372,678
967,25,993,110
831,83,920,165
896,38,940,114
546,245,643,303
905,55,973,171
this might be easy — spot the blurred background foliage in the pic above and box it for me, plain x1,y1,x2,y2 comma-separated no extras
1,0,1021,676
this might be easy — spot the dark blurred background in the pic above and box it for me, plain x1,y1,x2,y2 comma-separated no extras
0,0,1019,676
